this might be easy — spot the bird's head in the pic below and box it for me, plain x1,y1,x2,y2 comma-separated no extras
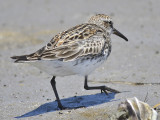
88,14,128,41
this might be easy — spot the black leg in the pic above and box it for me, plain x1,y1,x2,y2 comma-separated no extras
50,76,64,110
84,76,120,95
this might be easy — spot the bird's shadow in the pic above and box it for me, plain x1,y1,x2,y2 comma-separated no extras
15,93,118,118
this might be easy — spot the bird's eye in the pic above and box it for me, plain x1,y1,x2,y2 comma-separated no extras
104,21,113,28
109,21,113,28
109,21,113,25
109,21,112,24
103,21,109,25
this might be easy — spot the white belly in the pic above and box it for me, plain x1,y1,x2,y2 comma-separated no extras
29,55,108,76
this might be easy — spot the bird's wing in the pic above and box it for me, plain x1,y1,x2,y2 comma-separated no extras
12,24,107,62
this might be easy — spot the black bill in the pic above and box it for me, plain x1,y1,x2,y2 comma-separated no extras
113,28,128,41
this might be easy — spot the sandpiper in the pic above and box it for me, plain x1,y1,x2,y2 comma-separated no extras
11,14,128,110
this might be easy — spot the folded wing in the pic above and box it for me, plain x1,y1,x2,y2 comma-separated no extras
11,24,106,62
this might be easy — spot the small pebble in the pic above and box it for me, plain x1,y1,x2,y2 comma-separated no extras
140,24,144,28
135,46,139,49
132,73,136,76
59,112,63,114
19,81,24,83
110,12,115,17
155,51,159,54
59,20,64,24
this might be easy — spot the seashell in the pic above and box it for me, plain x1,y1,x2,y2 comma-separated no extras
118,97,158,120
153,103,160,111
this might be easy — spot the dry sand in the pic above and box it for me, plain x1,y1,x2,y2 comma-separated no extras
0,0,160,119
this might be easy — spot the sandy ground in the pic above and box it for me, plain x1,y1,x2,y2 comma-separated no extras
0,0,160,119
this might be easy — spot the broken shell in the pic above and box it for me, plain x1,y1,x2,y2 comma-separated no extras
153,103,160,110
118,97,158,120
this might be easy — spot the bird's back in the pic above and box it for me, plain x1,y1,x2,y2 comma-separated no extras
11,23,111,63
11,23,112,76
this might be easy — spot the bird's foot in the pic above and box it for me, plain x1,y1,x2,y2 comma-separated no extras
100,86,120,95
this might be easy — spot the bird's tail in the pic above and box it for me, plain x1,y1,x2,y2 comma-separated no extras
11,55,29,63
11,53,37,63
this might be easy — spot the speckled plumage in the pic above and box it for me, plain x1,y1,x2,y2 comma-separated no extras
11,14,118,76
11,14,128,109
